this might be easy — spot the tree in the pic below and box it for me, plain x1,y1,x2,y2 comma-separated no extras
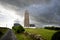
12,23,25,33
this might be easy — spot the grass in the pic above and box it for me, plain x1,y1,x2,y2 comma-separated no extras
25,28,57,40
13,29,33,40
0,27,8,38
15,33,33,40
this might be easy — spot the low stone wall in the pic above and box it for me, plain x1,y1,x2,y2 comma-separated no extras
24,32,46,40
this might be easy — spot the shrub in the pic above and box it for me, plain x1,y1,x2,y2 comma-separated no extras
12,24,25,33
0,31,3,37
44,26,60,31
51,31,60,40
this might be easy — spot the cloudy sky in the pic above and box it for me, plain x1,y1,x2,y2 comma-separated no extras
0,0,60,28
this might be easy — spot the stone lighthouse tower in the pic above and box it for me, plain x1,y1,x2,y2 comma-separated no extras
24,10,29,27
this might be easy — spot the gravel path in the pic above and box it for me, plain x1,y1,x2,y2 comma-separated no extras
0,29,17,40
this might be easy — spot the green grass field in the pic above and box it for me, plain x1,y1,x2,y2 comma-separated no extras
25,28,57,40
13,29,32,40
15,33,32,40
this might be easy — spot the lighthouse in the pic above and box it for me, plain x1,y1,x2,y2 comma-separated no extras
24,10,29,27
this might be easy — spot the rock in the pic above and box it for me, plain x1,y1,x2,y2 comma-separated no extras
24,32,46,40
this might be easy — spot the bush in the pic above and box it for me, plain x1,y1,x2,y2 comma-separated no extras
0,31,3,37
51,31,60,40
44,26,60,31
12,24,25,33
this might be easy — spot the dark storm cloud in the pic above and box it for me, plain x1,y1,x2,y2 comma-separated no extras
28,0,60,26
0,0,51,9
0,0,60,26
0,0,38,8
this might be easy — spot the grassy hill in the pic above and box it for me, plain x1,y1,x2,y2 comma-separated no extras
0,27,8,38
13,27,57,40
25,28,57,40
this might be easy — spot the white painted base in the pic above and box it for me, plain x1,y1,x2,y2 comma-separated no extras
24,27,36,28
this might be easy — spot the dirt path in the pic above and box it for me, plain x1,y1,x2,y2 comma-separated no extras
0,29,17,40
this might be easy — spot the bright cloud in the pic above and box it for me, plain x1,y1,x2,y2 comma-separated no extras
0,4,23,28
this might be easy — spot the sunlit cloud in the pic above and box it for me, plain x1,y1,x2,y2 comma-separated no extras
0,4,24,28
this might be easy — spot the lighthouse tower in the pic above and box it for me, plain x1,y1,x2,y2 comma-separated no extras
24,10,29,27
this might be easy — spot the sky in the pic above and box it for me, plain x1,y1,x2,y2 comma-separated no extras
0,0,60,28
